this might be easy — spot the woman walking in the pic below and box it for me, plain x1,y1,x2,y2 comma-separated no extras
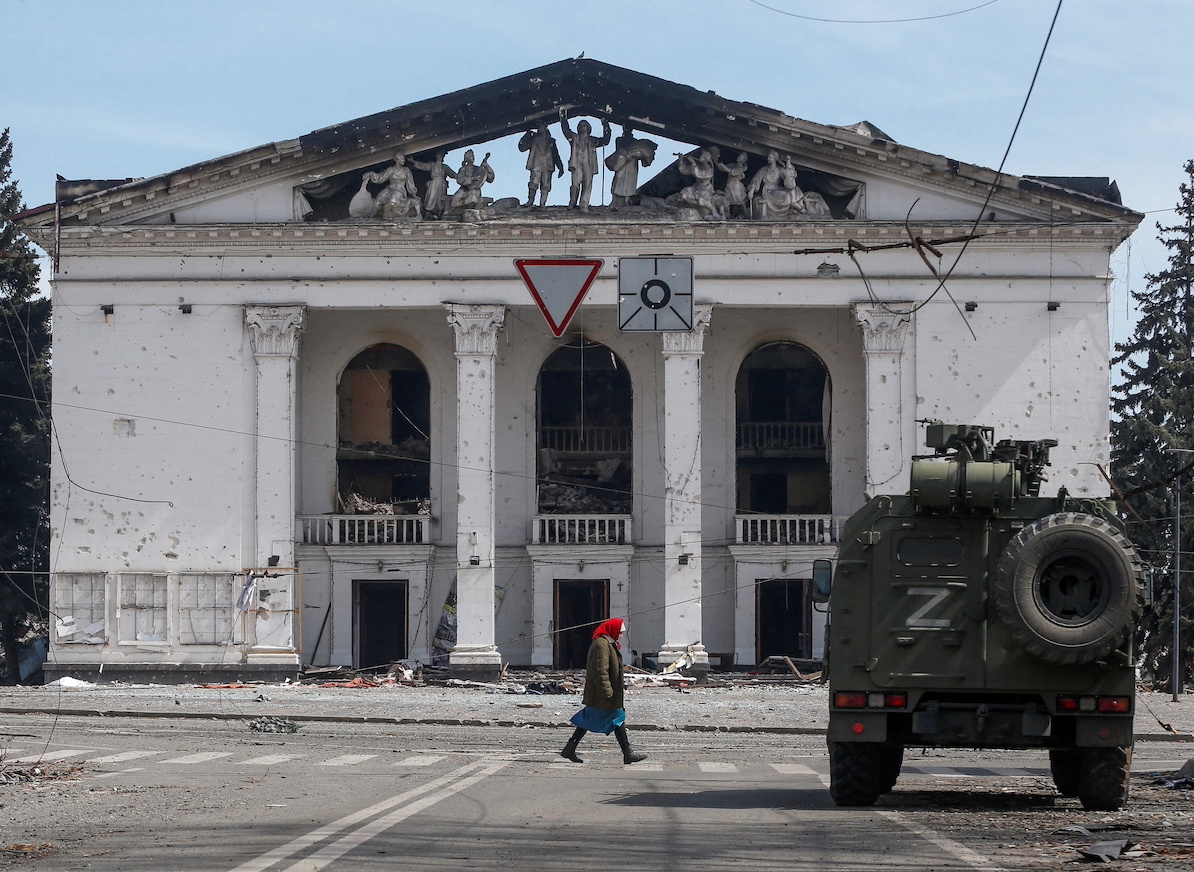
560,618,647,764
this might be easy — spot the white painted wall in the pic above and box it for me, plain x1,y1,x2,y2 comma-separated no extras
43,223,1125,675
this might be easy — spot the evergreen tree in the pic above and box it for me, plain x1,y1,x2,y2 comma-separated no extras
0,128,51,683
1111,159,1194,688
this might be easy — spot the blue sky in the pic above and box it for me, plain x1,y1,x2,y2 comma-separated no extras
5,0,1191,350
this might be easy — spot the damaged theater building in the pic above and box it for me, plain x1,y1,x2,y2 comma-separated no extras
16,59,1140,683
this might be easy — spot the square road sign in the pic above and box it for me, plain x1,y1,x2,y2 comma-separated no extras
618,257,694,332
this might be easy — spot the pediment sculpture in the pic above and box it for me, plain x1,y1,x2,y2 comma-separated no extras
294,117,863,223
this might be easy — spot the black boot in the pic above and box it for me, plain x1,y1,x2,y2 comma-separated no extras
615,725,646,764
560,727,586,763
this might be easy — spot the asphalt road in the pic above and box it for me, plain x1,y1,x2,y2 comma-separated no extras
6,713,1194,871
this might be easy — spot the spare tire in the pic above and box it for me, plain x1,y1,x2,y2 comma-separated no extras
993,512,1142,665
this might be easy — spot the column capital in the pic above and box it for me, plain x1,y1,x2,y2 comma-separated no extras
854,303,911,354
661,305,713,355
445,304,506,355
245,306,306,358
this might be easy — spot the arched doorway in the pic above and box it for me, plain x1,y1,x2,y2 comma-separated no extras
536,340,633,514
336,343,431,511
735,342,831,515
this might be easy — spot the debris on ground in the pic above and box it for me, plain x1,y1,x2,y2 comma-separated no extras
300,661,423,687
247,716,299,733
0,762,84,784
319,676,380,689
445,679,527,694
197,683,255,689
1156,757,1194,790
525,680,575,694
44,676,95,688
1075,839,1132,862
748,656,823,680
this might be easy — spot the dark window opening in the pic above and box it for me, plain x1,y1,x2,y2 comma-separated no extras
355,580,408,669
337,344,430,512
537,341,632,514
757,578,811,662
554,579,609,669
736,343,831,514
749,473,788,515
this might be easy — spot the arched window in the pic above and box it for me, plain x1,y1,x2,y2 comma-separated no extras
336,344,430,511
735,342,830,514
536,340,632,514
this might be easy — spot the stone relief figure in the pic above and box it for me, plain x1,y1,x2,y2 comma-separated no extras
605,125,658,208
518,121,564,207
295,121,864,223
366,151,423,221
747,150,800,220
800,186,834,218
747,150,836,220
717,151,750,218
347,176,375,219
559,110,611,212
409,151,456,219
677,148,724,220
449,150,495,215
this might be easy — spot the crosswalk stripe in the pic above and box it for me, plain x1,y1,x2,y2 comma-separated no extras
11,749,91,764
772,763,818,775
5,747,1065,779
87,750,162,764
95,767,145,779
318,754,378,766
161,752,233,764
241,754,306,766
908,766,967,778
393,755,444,767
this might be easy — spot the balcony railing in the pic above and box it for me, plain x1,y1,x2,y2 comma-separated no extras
539,426,633,454
298,514,430,545
532,514,632,545
736,421,825,452
736,514,846,545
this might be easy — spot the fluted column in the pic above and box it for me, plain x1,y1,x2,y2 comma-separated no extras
854,303,915,495
658,305,712,675
245,306,305,568
445,304,506,680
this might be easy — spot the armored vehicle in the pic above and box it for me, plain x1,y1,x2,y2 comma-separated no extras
816,423,1144,810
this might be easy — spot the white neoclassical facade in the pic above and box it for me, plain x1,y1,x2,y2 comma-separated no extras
17,60,1140,683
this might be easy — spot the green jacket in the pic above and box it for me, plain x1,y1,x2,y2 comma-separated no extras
582,634,624,710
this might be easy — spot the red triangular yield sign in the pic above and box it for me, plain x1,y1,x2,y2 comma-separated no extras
515,259,604,337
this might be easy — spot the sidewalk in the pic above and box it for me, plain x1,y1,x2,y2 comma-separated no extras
1,677,1193,742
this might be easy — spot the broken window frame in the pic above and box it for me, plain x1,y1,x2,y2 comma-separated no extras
178,572,244,646
52,572,108,645
117,572,170,645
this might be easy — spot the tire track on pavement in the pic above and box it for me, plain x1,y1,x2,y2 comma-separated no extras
226,755,512,872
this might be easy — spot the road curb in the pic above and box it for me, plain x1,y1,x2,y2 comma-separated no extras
0,706,823,734
0,706,1185,741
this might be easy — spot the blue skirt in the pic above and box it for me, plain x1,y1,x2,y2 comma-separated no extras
570,706,626,735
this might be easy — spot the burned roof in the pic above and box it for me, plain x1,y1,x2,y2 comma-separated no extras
22,58,1139,227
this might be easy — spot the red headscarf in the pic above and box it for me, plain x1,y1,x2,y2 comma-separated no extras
592,618,624,647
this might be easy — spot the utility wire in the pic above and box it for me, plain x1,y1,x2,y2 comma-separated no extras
745,0,1003,25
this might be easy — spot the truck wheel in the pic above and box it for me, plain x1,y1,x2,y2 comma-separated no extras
1077,746,1132,811
1049,749,1082,797
829,742,883,806
993,513,1142,665
878,743,904,794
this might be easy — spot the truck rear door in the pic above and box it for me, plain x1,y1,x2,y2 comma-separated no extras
867,524,987,688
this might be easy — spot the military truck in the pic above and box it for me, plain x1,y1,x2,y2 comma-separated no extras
815,423,1144,810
